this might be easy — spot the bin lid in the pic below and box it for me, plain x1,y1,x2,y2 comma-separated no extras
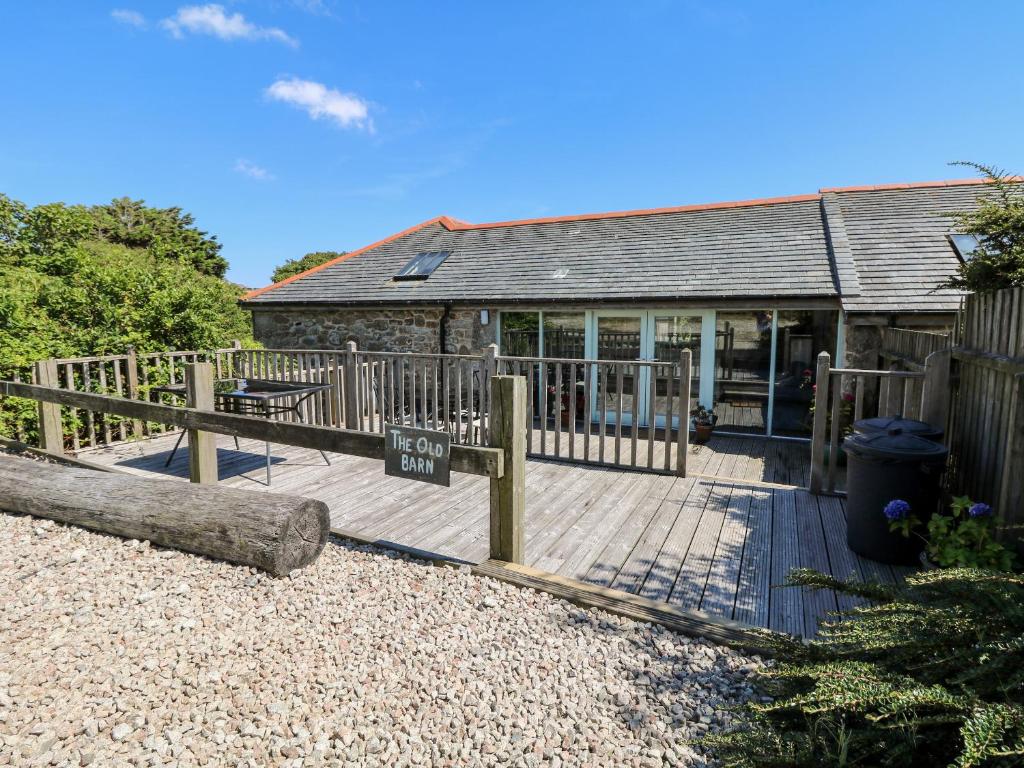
854,415,944,439
843,427,949,461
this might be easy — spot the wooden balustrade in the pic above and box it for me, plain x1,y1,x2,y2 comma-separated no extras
14,342,692,477
809,350,951,495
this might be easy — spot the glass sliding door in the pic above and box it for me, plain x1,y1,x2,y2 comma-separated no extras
772,310,838,436
595,314,643,425
715,311,773,434
650,314,702,429
652,313,702,400
542,312,586,359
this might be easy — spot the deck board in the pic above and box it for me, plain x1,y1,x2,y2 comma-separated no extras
78,431,900,638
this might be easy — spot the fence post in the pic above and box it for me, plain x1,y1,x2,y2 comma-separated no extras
676,348,691,477
483,343,498,443
184,362,218,484
997,373,1024,531
33,359,63,456
489,374,526,564
124,345,144,438
921,348,952,433
809,351,831,494
883,362,902,416
343,340,359,430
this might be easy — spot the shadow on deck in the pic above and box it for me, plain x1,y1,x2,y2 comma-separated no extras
80,431,899,638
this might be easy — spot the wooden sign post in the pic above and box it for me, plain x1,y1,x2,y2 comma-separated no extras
489,374,526,564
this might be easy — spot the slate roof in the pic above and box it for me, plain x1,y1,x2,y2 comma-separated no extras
823,182,1007,313
243,178,1020,314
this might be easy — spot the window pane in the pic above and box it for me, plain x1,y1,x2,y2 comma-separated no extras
715,311,773,434
597,316,642,423
772,310,838,436
542,312,586,358
596,316,642,360
653,314,701,401
500,312,539,356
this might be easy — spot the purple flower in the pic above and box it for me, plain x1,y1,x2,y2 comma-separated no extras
883,499,911,522
969,502,993,518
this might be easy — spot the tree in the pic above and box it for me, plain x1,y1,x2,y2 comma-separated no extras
90,197,228,278
0,193,253,441
946,162,1024,291
271,250,345,283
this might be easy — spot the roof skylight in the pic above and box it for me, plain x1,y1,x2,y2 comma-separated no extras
948,233,984,262
393,251,449,280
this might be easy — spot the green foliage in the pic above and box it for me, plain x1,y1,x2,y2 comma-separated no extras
887,496,1015,571
270,250,344,283
946,162,1024,291
91,197,227,277
705,568,1024,767
0,193,253,441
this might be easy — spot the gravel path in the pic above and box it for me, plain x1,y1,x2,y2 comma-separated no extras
0,511,760,767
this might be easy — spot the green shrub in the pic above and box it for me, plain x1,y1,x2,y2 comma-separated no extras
0,193,253,442
706,568,1024,767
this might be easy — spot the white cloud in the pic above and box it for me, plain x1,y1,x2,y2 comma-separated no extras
265,77,371,130
111,9,146,28
234,159,274,181
162,4,298,47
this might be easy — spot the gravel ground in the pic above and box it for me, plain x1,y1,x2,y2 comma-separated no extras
0,511,761,767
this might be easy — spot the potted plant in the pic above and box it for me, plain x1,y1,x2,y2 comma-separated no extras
884,495,1015,571
690,404,717,444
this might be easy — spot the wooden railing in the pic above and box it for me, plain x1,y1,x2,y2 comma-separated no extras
228,345,494,446
497,351,691,475
20,348,234,451
809,349,951,495
946,287,1024,530
1,369,529,564
14,343,693,477
226,344,692,475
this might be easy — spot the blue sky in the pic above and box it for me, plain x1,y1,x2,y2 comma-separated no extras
2,1,1022,288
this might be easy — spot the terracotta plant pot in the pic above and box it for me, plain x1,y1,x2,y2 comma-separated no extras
694,423,714,444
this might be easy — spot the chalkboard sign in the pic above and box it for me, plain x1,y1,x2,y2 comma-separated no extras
384,424,451,487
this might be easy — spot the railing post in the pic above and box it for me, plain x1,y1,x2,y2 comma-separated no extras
184,362,218,484
327,356,340,427
483,343,498,443
489,374,526,564
809,351,831,494
231,339,242,379
124,345,144,438
921,348,952,433
33,359,63,456
676,348,691,477
343,340,359,430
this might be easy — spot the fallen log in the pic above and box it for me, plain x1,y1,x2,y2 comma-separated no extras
0,454,330,576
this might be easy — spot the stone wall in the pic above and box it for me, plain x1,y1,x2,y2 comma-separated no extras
842,322,881,369
251,308,443,354
251,306,502,356
444,308,498,355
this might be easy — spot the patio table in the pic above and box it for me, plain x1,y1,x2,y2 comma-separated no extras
150,378,333,486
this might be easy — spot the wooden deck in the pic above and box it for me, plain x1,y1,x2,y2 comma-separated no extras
526,428,811,486
81,432,900,637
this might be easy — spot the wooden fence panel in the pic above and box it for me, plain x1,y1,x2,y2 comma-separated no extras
947,287,1024,539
